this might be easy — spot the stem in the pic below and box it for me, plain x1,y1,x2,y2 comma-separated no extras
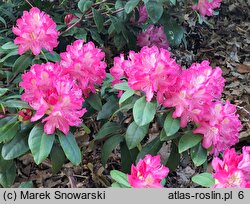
41,50,48,62
24,0,34,7
59,15,84,36
60,5,124,36
93,0,108,6
236,105,250,116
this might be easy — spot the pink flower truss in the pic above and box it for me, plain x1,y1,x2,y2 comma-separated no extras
192,0,222,17
128,155,169,188
212,147,250,188
60,40,107,97
194,101,242,154
162,60,225,128
137,25,169,49
20,62,86,135
13,7,59,55
110,46,181,102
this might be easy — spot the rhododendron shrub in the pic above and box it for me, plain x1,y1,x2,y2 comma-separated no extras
0,0,245,189
13,7,59,55
109,45,242,176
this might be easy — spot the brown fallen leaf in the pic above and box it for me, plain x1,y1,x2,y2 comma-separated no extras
236,64,250,73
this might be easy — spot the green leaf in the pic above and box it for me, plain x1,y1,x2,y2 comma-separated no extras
89,29,104,46
110,170,131,188
136,136,163,163
97,96,118,120
164,19,185,46
120,142,138,173
0,88,8,97
19,181,33,188
101,134,124,166
92,8,104,33
0,145,13,173
58,131,82,165
50,144,66,174
145,0,163,23
111,182,128,188
125,122,149,149
191,143,207,166
178,132,203,153
113,82,130,91
3,100,30,109
160,129,180,141
74,28,88,41
166,142,180,171
13,55,33,74
0,117,19,143
78,0,93,13
113,34,127,51
2,128,29,160
163,112,180,137
109,16,123,34
119,89,135,104
94,122,121,140
41,51,61,62
133,96,157,126
1,41,17,50
169,0,176,5
85,93,102,111
192,173,215,187
125,0,140,14
0,162,16,188
28,124,55,165
0,16,7,28
0,49,18,63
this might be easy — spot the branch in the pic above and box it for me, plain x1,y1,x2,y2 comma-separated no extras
237,105,250,117
24,0,34,7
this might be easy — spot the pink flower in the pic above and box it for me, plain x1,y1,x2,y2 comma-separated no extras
194,101,242,154
128,154,169,188
162,60,225,128
60,40,107,97
110,46,181,102
137,25,169,49
20,62,86,135
212,147,250,188
13,7,59,55
192,0,222,17
238,146,250,176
